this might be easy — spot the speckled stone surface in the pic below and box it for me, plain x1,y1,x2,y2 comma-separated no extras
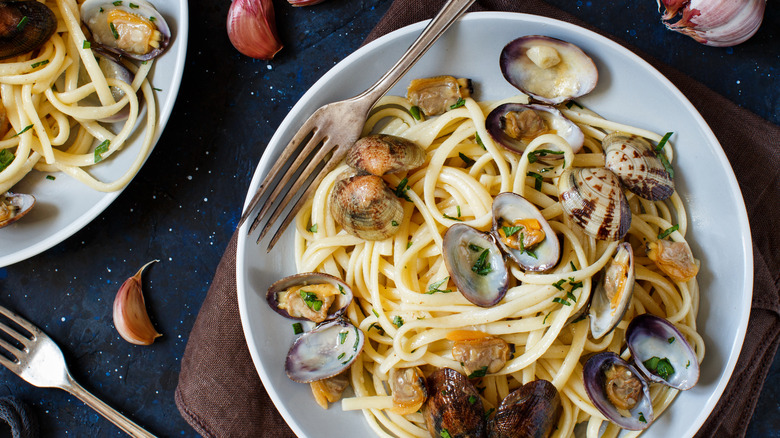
0,0,777,436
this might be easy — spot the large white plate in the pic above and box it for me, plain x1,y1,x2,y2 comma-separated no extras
237,12,752,438
0,0,189,267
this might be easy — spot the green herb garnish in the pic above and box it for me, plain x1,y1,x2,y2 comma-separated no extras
300,290,323,312
643,356,675,380
17,16,29,30
655,132,673,153
393,316,404,328
337,352,345,360
565,101,583,109
552,297,571,306
440,429,452,438
391,220,399,226
475,132,486,150
468,243,484,253
338,331,347,344
468,395,477,405
569,279,583,291
338,284,345,295
409,105,421,120
638,412,647,423
129,2,139,7
443,213,462,221
46,175,56,181
292,322,303,335
566,291,577,302
112,1,122,5
0,149,15,172
449,98,465,110
149,16,156,22
368,322,385,335
406,241,413,249
543,311,552,324
527,171,543,190
471,249,492,276
502,225,523,237
94,140,110,163
308,223,318,232
426,277,452,294
393,177,412,201
468,366,488,378
459,152,475,166
658,224,679,239
668,337,675,344
83,40,91,49
30,59,49,69
484,408,495,419
569,261,577,271
527,149,564,163
109,22,119,39
552,279,567,291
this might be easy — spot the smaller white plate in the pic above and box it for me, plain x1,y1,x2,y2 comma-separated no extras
0,0,189,267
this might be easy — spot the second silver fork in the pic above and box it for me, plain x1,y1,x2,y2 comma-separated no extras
0,304,155,437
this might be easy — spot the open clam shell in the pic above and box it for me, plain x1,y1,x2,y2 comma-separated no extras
583,352,654,431
500,35,598,105
589,242,635,339
81,0,171,61
442,224,509,307
285,318,364,383
266,272,353,322
558,167,631,241
491,192,560,272
604,132,674,201
486,103,584,156
626,313,699,390
0,192,35,229
489,379,562,438
423,368,485,438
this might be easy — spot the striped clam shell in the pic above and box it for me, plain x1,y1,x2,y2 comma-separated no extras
603,132,674,201
558,167,631,240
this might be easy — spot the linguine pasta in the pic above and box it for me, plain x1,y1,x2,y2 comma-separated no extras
292,94,704,437
0,0,159,194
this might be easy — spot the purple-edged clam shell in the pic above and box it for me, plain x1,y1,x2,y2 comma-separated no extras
604,132,675,201
486,103,584,156
94,49,135,122
583,352,654,431
81,0,171,61
500,35,598,104
285,318,364,383
442,223,509,307
589,242,635,339
489,379,562,438
0,192,35,229
266,272,353,321
557,167,631,241
491,192,560,272
627,313,700,390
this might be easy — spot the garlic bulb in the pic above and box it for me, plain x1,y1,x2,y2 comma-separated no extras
113,260,162,345
227,0,283,59
657,0,766,47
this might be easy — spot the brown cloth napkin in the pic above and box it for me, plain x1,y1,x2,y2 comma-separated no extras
175,1,780,436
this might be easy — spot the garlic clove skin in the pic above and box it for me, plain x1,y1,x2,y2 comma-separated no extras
287,0,329,6
657,0,766,47
227,0,283,59
113,260,162,346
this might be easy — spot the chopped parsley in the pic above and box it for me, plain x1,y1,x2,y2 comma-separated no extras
17,16,28,30
0,149,15,172
368,322,385,336
565,100,583,109
552,297,571,306
449,98,465,110
527,149,564,163
468,395,477,405
468,366,488,378
46,175,56,181
517,233,537,259
658,151,675,178
443,212,462,221
570,261,577,271
686,360,691,368
406,241,413,249
638,412,647,423
643,356,675,380
30,59,49,69
338,284,345,295
543,311,552,324
83,40,91,49
149,16,156,22
129,2,139,7
484,408,495,419
109,22,119,39
471,249,492,276
658,224,679,239
299,290,323,312
338,331,347,344
409,105,422,120
12,124,33,137
153,87,163,92
308,223,318,233
459,152,475,166
337,352,345,360
502,225,523,237
391,220,399,226
655,132,673,153
475,132,486,150
426,277,452,294
392,316,404,328
94,140,110,163
393,177,412,201
569,279,583,291
112,0,122,5
468,243,484,253
440,429,452,438
527,171,543,190
372,309,379,318
570,313,587,324
292,322,303,335
552,279,567,291
566,291,577,302
668,337,676,344
457,205,461,217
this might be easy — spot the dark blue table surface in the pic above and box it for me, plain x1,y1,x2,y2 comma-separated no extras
0,0,778,437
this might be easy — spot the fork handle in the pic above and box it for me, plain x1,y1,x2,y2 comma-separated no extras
64,377,156,438
357,0,477,105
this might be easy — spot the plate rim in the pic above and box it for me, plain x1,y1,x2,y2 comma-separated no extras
0,0,190,268
237,11,753,438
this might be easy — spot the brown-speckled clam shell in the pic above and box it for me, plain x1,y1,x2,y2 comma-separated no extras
489,380,562,438
558,167,631,241
330,173,403,241
603,132,674,201
345,134,425,176
0,192,35,229
423,368,486,438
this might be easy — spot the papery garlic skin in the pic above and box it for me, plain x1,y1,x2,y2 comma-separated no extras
113,260,162,346
227,0,283,59
657,0,766,47
287,0,328,6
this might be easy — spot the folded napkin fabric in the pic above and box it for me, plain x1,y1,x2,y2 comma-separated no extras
176,1,780,437
0,396,38,438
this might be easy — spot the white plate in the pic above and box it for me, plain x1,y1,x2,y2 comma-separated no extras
237,12,752,438
0,0,189,267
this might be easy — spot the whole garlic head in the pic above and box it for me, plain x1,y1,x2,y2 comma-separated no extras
657,0,767,47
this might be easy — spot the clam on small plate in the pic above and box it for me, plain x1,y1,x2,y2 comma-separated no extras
236,12,752,438
0,0,188,268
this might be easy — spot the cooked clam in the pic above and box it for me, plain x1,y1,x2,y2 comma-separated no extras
583,352,654,431
489,380,562,438
485,104,584,156
442,224,509,307
603,132,674,201
345,134,425,176
330,173,404,241
0,192,35,229
0,0,56,60
589,242,635,339
407,75,472,116
423,368,485,438
558,167,631,241
626,313,699,390
500,36,598,105
647,239,699,282
311,371,350,409
266,272,353,323
285,318,364,383
491,192,560,272
389,367,427,415
451,334,510,378
81,0,171,60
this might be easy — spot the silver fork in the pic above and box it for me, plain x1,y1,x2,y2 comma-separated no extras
237,0,476,251
0,304,155,437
